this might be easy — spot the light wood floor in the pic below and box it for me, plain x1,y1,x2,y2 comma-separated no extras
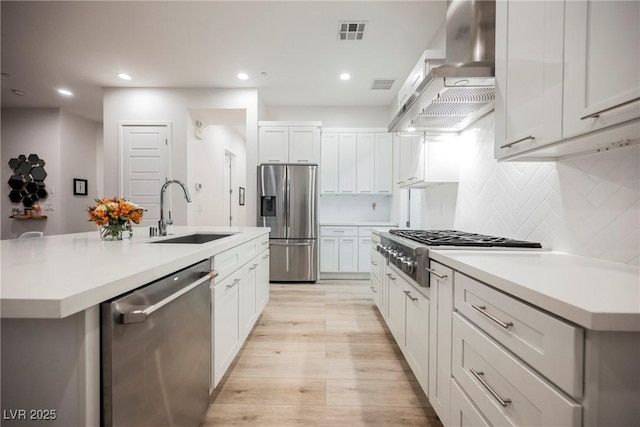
201,280,443,427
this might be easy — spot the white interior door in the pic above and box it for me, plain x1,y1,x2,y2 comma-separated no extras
120,124,170,228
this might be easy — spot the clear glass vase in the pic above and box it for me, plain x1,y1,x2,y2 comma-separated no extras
100,222,133,241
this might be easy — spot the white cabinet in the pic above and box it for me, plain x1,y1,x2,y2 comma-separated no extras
320,236,339,272
428,261,454,426
338,132,357,194
357,236,372,273
211,235,270,390
450,379,491,427
397,134,459,188
494,0,564,158
321,129,393,195
258,122,321,164
212,269,241,389
374,133,393,194
496,0,640,160
259,126,289,163
320,226,374,274
384,265,430,395
356,132,375,193
320,132,339,194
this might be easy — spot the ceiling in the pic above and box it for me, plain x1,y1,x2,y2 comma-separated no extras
1,1,446,123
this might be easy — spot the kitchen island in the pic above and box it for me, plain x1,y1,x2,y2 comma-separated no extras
0,226,270,427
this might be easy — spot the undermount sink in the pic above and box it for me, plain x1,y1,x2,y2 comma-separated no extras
150,233,233,244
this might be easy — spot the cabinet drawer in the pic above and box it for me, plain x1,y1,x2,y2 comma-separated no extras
454,273,583,398
320,226,358,236
370,249,382,280
450,379,490,427
358,226,371,237
213,247,240,281
452,314,581,427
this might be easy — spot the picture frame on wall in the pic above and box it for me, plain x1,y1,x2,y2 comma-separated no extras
73,178,88,196
239,187,245,206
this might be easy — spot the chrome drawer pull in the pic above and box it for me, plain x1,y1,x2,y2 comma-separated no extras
500,135,534,149
226,278,240,289
403,290,418,301
581,96,640,120
425,267,448,279
371,261,378,266
470,368,511,407
472,304,513,329
386,273,396,281
370,286,377,293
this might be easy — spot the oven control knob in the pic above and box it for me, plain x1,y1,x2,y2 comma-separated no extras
402,259,415,274
396,256,406,267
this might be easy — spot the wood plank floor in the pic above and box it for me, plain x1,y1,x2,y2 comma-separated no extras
201,280,443,427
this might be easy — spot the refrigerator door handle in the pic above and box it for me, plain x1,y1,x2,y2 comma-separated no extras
284,165,290,238
269,241,313,246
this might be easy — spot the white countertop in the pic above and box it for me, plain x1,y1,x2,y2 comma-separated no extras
429,250,640,331
0,226,269,319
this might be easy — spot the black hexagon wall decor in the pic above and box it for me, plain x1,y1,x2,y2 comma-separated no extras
7,154,48,207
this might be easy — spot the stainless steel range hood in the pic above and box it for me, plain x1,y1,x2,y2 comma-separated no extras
389,0,496,133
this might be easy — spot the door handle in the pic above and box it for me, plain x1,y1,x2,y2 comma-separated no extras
581,96,640,120
120,271,217,324
269,241,312,246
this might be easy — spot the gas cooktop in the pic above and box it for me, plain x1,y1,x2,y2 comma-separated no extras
388,229,542,249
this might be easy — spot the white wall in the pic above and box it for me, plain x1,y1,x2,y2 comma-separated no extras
103,88,259,227
189,123,247,226
415,113,640,265
265,106,390,128
1,108,100,239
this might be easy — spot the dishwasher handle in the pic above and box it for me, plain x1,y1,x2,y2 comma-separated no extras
121,270,217,324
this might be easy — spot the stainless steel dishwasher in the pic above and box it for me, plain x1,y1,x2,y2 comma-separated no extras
101,259,215,427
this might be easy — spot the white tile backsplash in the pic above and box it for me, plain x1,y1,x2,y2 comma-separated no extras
417,113,640,265
319,195,392,223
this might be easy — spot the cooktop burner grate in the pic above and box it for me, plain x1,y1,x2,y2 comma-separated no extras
389,229,542,248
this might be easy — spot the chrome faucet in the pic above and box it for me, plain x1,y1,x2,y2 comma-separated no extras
159,179,192,236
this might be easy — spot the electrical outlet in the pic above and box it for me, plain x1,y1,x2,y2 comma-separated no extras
42,203,55,211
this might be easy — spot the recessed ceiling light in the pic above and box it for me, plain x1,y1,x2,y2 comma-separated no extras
237,73,249,80
57,88,73,96
340,73,351,81
118,73,132,80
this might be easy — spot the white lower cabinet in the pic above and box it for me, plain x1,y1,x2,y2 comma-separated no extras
211,240,269,391
452,313,581,427
450,379,491,427
211,269,241,389
428,261,454,426
357,236,372,273
320,226,372,273
384,265,430,396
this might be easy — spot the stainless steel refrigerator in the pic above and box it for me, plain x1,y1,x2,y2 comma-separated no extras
258,164,317,282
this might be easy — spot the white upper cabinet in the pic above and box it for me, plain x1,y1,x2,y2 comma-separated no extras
289,127,320,163
356,132,375,194
258,122,321,164
563,0,640,138
338,132,357,194
496,0,640,160
320,132,339,194
258,126,289,163
321,129,393,195
397,134,459,187
374,133,393,194
495,0,564,158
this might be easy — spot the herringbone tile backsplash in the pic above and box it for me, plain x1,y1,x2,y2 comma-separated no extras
422,114,640,265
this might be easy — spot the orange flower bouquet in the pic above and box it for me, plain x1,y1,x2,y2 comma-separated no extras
88,198,145,240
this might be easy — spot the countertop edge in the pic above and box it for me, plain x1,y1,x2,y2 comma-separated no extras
429,250,640,332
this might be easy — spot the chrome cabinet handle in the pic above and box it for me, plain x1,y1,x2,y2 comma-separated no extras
249,263,259,271
581,96,640,120
226,278,240,289
386,273,396,281
371,260,378,266
408,176,416,181
121,271,217,324
472,304,513,329
470,368,511,407
500,135,534,149
262,254,269,259
403,290,418,301
370,286,377,293
425,267,448,279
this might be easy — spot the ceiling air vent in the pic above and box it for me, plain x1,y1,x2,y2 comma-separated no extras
371,79,395,90
338,22,366,41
